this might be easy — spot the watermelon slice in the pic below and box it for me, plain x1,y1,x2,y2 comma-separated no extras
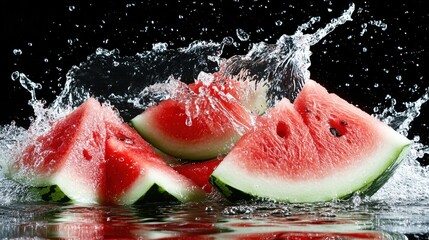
210,80,412,203
11,98,107,204
294,80,412,197
10,97,206,205
105,137,206,205
130,73,267,161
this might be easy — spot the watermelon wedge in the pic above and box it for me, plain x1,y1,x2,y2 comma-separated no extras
105,137,206,205
10,98,107,204
210,80,412,203
10,97,206,205
130,73,267,161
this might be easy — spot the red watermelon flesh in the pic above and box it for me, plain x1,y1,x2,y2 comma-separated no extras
173,158,222,193
104,120,158,204
105,137,206,205
130,74,262,161
11,97,206,205
211,98,323,202
294,80,384,170
240,98,321,180
294,80,411,185
12,98,107,203
220,98,321,181
211,80,412,203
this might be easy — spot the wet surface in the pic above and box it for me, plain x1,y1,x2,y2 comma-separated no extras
1,200,428,239
2,1,429,239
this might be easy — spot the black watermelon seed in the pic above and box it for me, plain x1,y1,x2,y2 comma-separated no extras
329,127,343,137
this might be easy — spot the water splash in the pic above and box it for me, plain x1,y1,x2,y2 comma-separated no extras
376,88,429,138
220,3,355,106
0,2,428,207
371,88,429,205
54,40,226,121
0,124,41,204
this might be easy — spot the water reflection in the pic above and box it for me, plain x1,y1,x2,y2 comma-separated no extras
1,201,426,239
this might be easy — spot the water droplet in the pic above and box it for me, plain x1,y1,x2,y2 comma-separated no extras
152,42,168,52
13,49,22,56
68,5,75,11
275,20,283,26
373,106,379,113
11,71,20,81
236,28,250,41
197,71,214,85
368,20,388,31
185,116,192,126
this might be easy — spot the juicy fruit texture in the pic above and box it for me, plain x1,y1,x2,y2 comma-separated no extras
11,98,107,203
211,80,412,203
211,99,322,202
105,137,206,205
10,97,206,205
173,158,222,193
131,74,266,161
10,78,412,205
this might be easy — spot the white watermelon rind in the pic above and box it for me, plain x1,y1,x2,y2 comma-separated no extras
130,114,240,161
115,168,206,205
210,134,412,203
29,163,207,205
26,169,206,205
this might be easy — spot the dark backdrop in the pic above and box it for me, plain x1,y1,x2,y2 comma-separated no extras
2,0,427,165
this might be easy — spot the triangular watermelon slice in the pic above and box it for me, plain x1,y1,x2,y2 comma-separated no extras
10,97,206,205
210,80,412,203
11,98,107,203
130,73,267,161
294,80,412,197
105,137,206,205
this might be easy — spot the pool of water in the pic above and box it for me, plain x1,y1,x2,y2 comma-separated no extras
1,199,428,239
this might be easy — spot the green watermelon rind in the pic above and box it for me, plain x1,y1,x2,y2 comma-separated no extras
31,185,71,203
134,184,178,204
113,166,206,205
210,142,412,203
354,143,412,197
27,180,204,205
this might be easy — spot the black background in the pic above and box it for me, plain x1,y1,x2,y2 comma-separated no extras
2,0,428,165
